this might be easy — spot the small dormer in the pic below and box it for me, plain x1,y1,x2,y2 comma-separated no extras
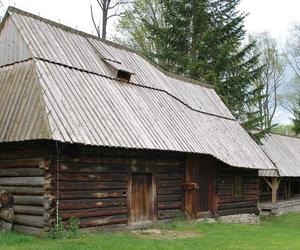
103,58,134,83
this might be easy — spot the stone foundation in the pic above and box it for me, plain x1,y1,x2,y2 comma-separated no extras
219,214,260,224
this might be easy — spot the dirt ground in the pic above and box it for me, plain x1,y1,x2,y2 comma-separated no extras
131,229,201,240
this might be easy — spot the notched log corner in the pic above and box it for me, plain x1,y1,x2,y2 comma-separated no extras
0,189,14,233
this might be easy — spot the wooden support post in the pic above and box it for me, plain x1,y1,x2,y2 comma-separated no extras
272,177,278,204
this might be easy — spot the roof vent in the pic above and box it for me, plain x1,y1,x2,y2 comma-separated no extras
104,59,133,83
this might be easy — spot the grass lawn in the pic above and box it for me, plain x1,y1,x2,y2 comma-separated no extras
1,213,300,250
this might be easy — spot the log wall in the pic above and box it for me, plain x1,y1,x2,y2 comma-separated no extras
217,166,259,216
0,142,51,235
46,144,185,229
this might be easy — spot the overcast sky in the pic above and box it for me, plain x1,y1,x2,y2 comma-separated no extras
1,0,299,124
2,0,300,41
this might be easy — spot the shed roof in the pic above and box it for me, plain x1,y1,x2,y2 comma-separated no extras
259,134,300,177
0,7,275,170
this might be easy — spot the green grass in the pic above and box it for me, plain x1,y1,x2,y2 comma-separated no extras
1,213,300,250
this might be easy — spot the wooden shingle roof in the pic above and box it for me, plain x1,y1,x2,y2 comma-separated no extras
0,7,276,170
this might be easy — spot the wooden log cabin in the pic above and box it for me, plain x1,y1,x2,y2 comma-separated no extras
259,134,300,211
0,7,275,235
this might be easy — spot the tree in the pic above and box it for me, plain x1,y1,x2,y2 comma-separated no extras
249,32,285,131
282,24,300,134
90,0,131,39
117,0,265,137
115,0,165,59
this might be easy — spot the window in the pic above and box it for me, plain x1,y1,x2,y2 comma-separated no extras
234,175,244,200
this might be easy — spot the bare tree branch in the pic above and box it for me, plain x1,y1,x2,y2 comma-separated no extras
90,4,101,37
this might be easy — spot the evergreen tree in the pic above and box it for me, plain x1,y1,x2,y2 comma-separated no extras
117,0,265,138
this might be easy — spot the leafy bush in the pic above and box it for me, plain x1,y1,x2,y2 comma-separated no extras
48,218,80,240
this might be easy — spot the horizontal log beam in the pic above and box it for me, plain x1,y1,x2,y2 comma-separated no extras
59,190,126,200
0,177,44,187
1,186,44,195
14,195,44,206
0,158,43,168
13,224,43,235
56,182,127,191
59,165,128,174
157,209,182,220
14,205,44,216
157,201,183,209
14,214,44,228
218,201,257,210
156,194,182,202
55,173,128,182
58,207,128,219
0,168,44,177
59,198,127,210
157,188,183,195
78,214,128,228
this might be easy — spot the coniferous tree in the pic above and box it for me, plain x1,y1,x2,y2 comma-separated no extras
117,0,265,137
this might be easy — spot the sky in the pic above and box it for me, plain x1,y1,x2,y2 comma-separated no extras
2,0,300,40
1,0,300,124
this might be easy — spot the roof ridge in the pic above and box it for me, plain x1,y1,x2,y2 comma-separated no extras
7,6,214,90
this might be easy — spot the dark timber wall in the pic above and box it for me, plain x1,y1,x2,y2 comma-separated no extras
0,142,50,235
0,141,185,234
0,141,260,235
217,166,259,216
46,145,185,229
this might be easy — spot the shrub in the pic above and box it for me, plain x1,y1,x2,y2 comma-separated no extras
48,217,80,240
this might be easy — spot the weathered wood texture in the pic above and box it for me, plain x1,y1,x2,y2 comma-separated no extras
0,142,50,234
0,189,14,232
45,143,185,228
184,154,217,218
216,166,259,216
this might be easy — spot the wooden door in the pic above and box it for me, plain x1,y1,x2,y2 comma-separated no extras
130,174,153,223
195,165,209,212
185,155,216,218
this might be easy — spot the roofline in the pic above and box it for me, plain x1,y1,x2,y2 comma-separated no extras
6,6,214,90
269,132,300,140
